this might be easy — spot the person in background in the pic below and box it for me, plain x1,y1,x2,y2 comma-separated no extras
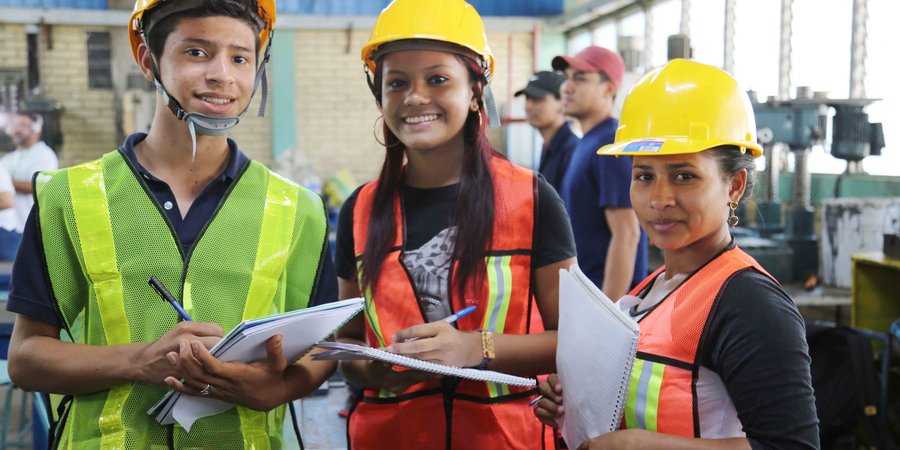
0,166,17,261
2,112,58,235
514,70,578,193
334,0,576,448
6,0,337,447
534,59,819,450
553,46,648,301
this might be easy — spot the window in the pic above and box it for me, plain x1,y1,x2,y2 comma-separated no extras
27,32,40,93
87,31,112,89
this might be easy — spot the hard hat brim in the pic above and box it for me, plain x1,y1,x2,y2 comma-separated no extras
598,137,764,158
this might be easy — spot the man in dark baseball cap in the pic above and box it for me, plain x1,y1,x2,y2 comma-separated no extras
552,45,647,302
514,71,577,193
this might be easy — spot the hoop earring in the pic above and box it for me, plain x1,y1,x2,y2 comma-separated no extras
475,110,483,129
727,200,740,227
373,115,400,148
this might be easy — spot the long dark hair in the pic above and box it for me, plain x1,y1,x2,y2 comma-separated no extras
361,54,502,302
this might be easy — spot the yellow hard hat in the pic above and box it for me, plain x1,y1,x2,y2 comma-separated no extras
129,0,276,64
361,0,494,81
599,59,763,158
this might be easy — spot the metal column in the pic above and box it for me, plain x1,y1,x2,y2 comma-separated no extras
723,0,735,74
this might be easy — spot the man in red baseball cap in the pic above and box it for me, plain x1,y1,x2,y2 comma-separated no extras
552,46,647,302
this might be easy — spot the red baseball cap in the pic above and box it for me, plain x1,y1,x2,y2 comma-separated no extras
552,46,624,89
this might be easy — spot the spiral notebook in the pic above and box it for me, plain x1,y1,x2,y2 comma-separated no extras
557,265,639,449
148,297,365,431
314,341,536,387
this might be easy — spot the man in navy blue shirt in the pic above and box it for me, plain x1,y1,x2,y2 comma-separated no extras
553,46,648,300
514,70,579,193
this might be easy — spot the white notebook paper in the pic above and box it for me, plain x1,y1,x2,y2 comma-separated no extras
314,341,536,387
148,297,365,430
557,265,639,449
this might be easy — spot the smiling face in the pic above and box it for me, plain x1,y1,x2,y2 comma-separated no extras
378,50,478,154
631,151,746,252
143,15,257,118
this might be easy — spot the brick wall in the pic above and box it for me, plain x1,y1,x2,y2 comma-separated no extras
38,25,117,167
293,28,535,186
0,24,27,69
227,89,273,165
294,28,382,186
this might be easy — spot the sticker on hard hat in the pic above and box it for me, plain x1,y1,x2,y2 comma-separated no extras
623,139,665,153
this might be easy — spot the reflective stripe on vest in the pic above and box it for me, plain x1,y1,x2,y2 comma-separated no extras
623,247,775,437
67,159,300,450
238,171,300,449
354,262,395,400
483,254,513,398
624,357,665,431
68,160,131,450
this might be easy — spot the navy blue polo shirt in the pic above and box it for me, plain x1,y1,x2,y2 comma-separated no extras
559,118,648,290
6,133,337,325
538,121,579,194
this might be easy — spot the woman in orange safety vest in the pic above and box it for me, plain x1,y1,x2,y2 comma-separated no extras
534,60,819,449
333,0,577,449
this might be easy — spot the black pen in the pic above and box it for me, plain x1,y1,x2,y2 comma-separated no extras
149,276,193,321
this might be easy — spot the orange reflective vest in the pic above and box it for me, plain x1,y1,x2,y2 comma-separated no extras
348,157,544,450
623,246,776,437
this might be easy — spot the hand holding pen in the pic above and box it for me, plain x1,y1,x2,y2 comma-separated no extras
401,305,477,343
127,276,222,387
387,306,481,367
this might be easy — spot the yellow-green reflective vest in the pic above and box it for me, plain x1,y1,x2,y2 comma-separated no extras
35,150,327,450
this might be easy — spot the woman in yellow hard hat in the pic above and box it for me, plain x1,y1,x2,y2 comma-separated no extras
534,59,818,449
333,0,577,448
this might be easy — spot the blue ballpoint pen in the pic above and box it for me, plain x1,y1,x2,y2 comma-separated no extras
401,305,477,343
442,305,476,324
149,276,193,322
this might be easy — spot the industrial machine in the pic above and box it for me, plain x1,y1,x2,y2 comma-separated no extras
737,88,885,282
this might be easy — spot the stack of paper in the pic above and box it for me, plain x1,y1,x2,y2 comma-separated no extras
314,341,536,387
148,297,365,430
557,266,639,448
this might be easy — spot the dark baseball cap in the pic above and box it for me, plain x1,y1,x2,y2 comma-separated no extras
514,71,565,99
552,46,625,89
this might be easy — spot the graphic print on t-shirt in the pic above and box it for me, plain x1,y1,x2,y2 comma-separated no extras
402,226,455,322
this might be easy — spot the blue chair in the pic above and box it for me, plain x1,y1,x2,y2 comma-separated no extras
0,360,49,450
